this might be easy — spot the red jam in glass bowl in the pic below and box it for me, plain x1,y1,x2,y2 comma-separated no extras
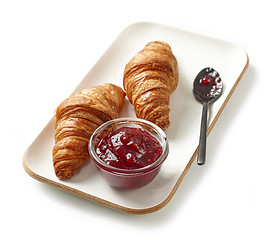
89,118,169,189
96,127,163,170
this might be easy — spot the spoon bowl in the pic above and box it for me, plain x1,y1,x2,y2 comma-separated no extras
193,67,223,165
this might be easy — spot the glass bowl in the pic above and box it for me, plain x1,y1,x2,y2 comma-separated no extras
89,118,169,189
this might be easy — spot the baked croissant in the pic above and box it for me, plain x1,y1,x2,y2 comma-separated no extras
123,41,179,130
52,83,125,179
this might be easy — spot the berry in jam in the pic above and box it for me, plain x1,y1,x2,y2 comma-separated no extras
95,127,163,170
193,67,223,103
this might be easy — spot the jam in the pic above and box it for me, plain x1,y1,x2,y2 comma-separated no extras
96,127,163,170
193,67,222,102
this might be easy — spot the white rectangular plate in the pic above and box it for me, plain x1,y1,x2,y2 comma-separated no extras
23,22,249,214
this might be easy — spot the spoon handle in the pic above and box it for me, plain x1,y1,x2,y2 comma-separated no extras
197,102,209,166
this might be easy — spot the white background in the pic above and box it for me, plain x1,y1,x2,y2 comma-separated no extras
1,0,268,239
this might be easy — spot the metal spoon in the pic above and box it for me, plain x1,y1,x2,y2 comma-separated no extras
192,67,223,166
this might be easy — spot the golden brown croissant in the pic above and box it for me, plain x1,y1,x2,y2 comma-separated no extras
123,41,179,130
52,83,125,179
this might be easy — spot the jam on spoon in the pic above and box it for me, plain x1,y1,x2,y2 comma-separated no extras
193,67,223,165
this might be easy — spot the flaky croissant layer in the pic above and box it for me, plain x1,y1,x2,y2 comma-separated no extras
52,83,125,179
123,41,179,131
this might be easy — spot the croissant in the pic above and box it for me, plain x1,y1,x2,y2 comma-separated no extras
123,41,179,130
52,83,125,179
